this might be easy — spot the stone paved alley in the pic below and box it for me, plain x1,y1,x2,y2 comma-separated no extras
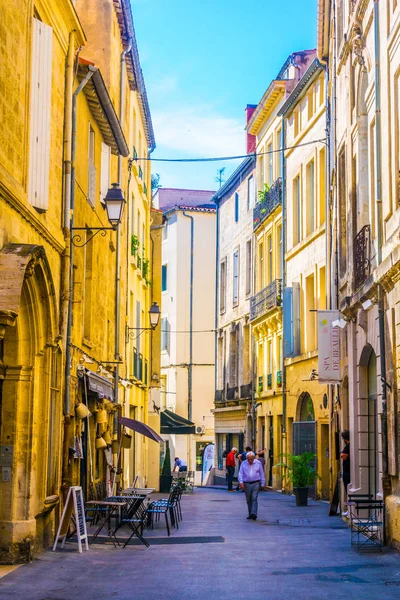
1,488,400,600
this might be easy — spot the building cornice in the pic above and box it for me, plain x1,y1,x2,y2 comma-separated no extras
278,60,324,118
247,81,287,136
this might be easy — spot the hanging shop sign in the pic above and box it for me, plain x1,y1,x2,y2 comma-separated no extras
202,443,215,485
53,486,89,553
317,310,341,383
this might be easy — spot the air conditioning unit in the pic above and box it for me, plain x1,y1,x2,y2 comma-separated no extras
195,425,205,435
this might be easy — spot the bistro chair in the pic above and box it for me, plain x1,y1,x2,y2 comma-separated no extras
147,486,181,536
349,497,384,552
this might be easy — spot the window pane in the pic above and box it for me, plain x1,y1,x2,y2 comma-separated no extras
162,264,168,292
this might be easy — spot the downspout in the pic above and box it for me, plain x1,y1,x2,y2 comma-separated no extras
115,38,132,410
182,211,194,423
63,65,97,492
214,200,220,407
61,32,75,495
373,0,388,491
280,117,287,483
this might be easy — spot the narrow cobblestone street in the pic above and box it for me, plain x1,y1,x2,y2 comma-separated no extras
1,488,400,600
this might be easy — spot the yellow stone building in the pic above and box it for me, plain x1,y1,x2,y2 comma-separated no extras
279,60,330,499
247,51,314,489
0,0,158,563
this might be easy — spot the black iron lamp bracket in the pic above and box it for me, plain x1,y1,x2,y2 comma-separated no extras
381,377,392,392
71,227,116,247
125,326,154,343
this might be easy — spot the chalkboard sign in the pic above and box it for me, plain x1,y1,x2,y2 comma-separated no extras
53,486,89,553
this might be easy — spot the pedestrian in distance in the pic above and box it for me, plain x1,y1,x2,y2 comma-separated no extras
226,447,237,492
340,430,350,516
238,451,266,520
174,457,188,472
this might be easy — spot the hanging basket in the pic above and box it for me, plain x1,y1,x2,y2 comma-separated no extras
103,429,112,445
121,433,132,449
76,403,91,420
95,409,108,424
95,436,107,450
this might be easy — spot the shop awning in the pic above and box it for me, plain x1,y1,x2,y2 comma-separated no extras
84,368,114,401
119,417,163,443
160,409,195,435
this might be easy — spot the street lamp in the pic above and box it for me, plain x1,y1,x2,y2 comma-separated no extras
71,183,125,247
126,302,161,341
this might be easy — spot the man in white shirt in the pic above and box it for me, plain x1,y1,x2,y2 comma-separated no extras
238,452,266,520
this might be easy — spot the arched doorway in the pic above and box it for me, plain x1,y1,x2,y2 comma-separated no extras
293,392,317,497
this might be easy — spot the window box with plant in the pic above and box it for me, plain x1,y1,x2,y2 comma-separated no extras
131,234,140,257
275,451,320,506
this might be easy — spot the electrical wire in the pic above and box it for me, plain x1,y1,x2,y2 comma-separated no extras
135,138,327,163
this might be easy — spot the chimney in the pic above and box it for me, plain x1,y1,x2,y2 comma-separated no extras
246,104,257,154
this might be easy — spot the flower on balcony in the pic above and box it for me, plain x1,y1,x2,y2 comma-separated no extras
131,234,140,257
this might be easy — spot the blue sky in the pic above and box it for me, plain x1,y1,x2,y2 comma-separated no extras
131,0,317,191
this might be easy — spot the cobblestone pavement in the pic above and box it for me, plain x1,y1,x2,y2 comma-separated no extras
1,487,400,600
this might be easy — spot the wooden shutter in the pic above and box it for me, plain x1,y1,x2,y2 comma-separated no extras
100,143,111,205
283,287,293,358
28,18,52,212
292,282,301,355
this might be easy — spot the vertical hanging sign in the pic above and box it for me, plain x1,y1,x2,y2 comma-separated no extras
317,310,341,383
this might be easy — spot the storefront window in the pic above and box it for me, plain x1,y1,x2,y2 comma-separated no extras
196,442,207,472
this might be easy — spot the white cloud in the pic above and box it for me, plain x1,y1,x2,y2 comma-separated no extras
152,105,245,158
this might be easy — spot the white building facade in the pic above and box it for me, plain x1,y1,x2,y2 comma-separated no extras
213,156,257,485
153,189,216,484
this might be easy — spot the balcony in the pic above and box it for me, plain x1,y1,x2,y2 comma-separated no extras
215,389,224,403
240,383,252,399
250,279,282,322
253,177,282,231
226,386,237,401
353,225,370,290
277,370,282,387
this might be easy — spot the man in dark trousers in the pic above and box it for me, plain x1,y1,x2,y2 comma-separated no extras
341,430,350,516
238,452,266,519
226,447,237,492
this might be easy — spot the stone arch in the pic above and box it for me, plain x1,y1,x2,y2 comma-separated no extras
0,244,59,562
296,391,315,422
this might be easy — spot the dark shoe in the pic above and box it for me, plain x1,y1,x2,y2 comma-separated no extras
246,516,252,519
251,514,257,520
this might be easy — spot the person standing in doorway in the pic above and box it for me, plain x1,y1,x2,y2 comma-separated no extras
226,447,237,492
174,457,187,472
238,452,266,519
341,430,350,516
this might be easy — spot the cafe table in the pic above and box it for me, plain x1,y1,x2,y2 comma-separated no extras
86,500,126,547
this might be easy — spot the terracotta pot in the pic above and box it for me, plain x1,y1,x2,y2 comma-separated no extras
76,403,90,420
95,436,107,450
121,433,132,449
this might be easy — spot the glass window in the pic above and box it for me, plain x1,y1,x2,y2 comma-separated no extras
234,192,239,222
162,264,168,292
247,175,255,209
196,442,207,472
233,250,239,306
220,259,227,313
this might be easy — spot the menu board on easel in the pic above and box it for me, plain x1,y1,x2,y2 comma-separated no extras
53,486,89,553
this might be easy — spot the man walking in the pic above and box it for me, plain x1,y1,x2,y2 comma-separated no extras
238,451,265,520
225,447,237,492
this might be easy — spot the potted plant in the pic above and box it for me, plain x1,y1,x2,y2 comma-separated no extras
275,452,320,506
160,446,173,493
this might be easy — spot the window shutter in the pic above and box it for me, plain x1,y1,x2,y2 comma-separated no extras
292,282,301,355
100,143,111,205
28,18,53,212
283,287,293,358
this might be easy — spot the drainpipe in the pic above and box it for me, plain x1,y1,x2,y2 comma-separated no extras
61,31,75,495
182,211,194,423
214,200,220,406
115,39,132,413
63,65,97,492
280,119,287,443
373,0,388,489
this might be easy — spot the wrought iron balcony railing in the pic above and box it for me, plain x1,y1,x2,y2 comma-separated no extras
240,383,252,399
353,224,370,290
250,279,282,322
253,177,282,230
215,390,224,403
